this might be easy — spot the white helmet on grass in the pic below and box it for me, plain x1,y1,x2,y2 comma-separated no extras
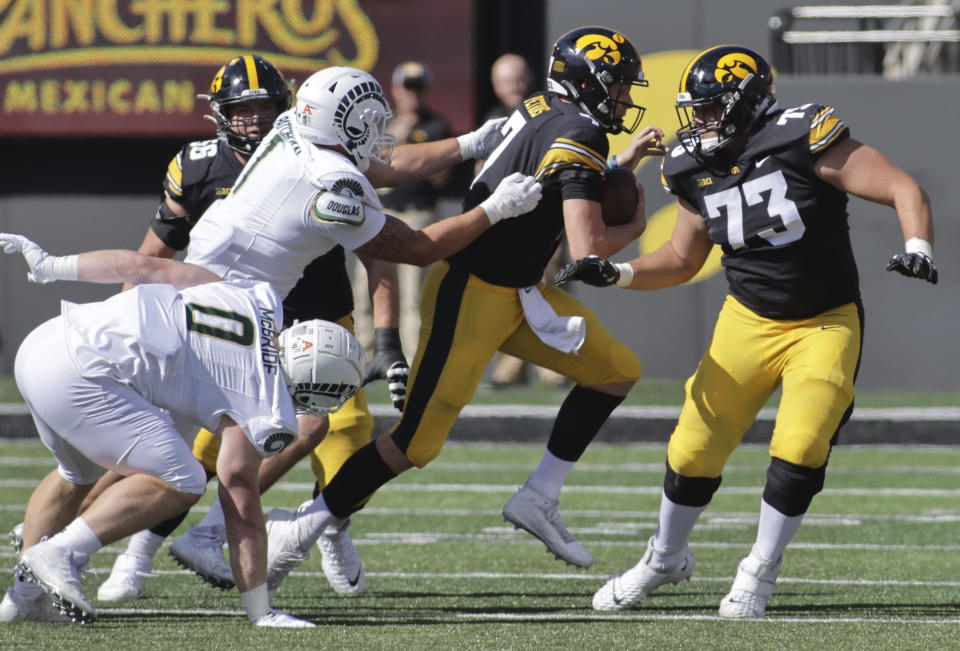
294,66,396,171
279,319,365,414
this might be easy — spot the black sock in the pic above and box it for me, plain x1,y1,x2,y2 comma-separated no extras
321,440,397,519
546,385,625,461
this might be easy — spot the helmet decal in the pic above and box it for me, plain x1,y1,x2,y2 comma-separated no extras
714,52,758,84
574,32,624,65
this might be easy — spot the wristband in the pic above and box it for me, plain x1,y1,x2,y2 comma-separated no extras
905,237,933,258
607,155,618,169
240,583,270,623
456,133,475,160
52,255,79,281
614,262,634,287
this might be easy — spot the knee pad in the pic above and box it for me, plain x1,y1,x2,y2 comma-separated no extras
763,456,826,517
663,461,722,507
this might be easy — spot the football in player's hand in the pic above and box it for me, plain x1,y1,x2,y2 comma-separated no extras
601,167,639,226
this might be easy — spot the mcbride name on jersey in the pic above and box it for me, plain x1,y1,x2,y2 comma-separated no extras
152,136,354,326
62,279,298,457
455,92,609,288
661,103,858,319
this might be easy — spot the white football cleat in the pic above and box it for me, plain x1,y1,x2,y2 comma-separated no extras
169,525,235,590
316,518,366,595
9,522,24,552
265,508,311,596
96,552,153,601
502,482,594,568
252,608,315,627
718,550,782,618
0,582,72,623
18,540,95,623
592,536,696,611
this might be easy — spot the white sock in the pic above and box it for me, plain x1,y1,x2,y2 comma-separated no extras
50,517,102,559
652,492,707,552
296,495,336,549
240,583,270,623
754,499,803,561
194,498,226,533
126,530,166,560
525,450,575,501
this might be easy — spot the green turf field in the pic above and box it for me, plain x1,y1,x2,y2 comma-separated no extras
2,439,959,648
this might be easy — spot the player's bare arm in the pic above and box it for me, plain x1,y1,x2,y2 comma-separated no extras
556,198,710,290
0,234,221,288
364,117,506,188
563,193,647,260
122,197,186,291
611,125,667,169
814,137,934,244
355,171,541,265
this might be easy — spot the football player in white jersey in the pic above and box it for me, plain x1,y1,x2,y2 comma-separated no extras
0,236,364,627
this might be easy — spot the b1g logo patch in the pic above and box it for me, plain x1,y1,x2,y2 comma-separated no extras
263,431,295,454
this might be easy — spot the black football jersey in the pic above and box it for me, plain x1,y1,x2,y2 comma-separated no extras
661,103,860,319
452,92,608,287
153,138,353,322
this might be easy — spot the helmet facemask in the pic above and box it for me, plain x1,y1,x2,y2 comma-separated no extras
206,95,283,155
342,102,396,171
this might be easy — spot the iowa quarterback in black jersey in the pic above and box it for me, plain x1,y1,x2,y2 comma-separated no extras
558,45,937,617
261,26,665,574
96,55,401,600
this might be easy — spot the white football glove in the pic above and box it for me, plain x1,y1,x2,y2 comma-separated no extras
251,609,316,628
479,172,542,225
0,233,78,283
456,116,508,160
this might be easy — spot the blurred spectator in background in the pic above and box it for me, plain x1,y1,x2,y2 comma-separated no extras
483,54,568,390
353,61,452,359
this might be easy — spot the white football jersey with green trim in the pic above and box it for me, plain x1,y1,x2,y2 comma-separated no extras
184,110,386,298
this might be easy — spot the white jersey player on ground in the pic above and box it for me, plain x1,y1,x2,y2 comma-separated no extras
0,237,362,627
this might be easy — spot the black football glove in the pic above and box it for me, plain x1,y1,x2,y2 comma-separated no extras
886,252,938,284
363,327,409,411
554,255,620,287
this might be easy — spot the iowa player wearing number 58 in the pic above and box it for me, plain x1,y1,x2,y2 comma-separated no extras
556,45,936,617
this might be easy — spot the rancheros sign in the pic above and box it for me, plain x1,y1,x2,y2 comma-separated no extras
0,0,380,135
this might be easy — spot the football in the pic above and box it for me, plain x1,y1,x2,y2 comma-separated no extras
601,167,639,226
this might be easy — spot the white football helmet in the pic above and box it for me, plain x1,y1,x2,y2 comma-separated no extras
278,319,365,415
294,66,396,171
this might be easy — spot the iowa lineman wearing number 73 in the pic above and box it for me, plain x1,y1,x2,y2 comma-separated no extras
555,45,936,618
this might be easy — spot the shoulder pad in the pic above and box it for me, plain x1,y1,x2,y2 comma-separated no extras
315,171,383,210
748,104,847,155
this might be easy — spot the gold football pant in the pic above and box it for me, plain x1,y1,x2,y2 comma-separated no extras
192,314,375,487
390,261,642,467
668,296,862,478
